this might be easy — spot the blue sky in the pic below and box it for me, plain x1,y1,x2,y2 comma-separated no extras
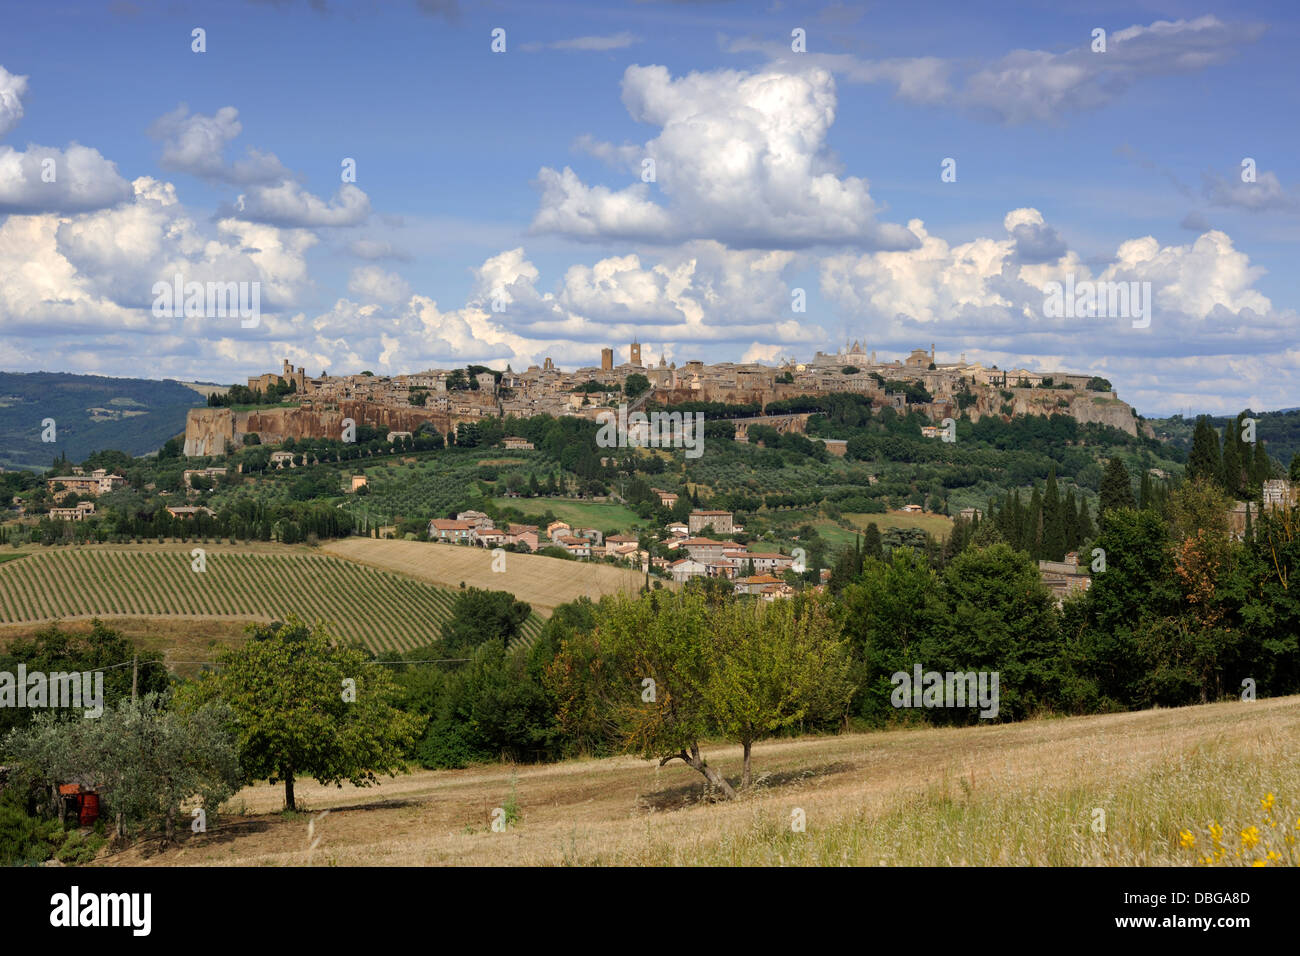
1,0,1297,416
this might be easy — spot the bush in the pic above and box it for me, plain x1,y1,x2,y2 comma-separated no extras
0,791,63,866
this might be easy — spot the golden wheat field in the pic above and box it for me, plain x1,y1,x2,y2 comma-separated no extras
100,695,1300,867
321,537,653,615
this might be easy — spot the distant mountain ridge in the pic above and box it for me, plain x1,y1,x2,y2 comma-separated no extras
0,371,209,471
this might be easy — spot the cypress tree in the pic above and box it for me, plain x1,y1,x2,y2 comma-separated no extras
1099,457,1136,518
1063,487,1079,551
1028,485,1044,558
1220,418,1243,496
1139,469,1153,510
863,522,883,559
1187,415,1222,485
1042,466,1065,560
1252,440,1271,491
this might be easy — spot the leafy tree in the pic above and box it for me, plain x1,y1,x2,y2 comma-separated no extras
6,693,240,844
707,597,854,787
439,588,533,655
183,617,420,810
624,373,650,399
547,590,850,798
0,621,167,736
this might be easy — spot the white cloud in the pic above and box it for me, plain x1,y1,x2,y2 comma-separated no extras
0,143,132,213
727,16,1264,125
348,265,411,304
819,211,1285,364
0,65,28,138
227,181,370,228
532,64,917,249
149,105,289,184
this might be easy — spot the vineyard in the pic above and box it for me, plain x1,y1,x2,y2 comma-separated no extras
0,546,544,654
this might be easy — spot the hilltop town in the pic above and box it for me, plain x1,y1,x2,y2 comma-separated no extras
183,342,1143,455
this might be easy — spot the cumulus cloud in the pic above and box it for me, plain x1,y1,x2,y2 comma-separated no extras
348,265,411,304
149,105,289,184
532,64,917,249
225,181,370,228
1203,167,1300,214
0,142,133,213
820,209,1283,362
0,65,27,137
150,105,370,227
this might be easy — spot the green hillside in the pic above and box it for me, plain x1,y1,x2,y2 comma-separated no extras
0,372,207,471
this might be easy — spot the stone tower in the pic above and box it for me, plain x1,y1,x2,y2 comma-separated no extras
630,340,642,366
601,347,613,371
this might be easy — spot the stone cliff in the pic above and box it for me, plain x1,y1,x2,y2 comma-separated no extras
184,402,453,457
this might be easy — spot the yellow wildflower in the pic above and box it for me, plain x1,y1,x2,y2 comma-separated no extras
1179,829,1196,849
1251,859,1267,867
1241,826,1261,849
1261,793,1275,812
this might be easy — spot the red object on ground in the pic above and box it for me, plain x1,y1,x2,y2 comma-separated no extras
78,792,100,826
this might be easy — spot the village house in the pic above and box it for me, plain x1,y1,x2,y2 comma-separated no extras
165,505,215,519
45,469,127,497
688,510,734,535
269,451,297,468
350,474,368,492
745,552,796,575
429,519,475,543
501,436,535,450
733,573,785,596
669,557,709,582
681,537,730,564
473,528,506,548
1037,553,1091,605
959,507,983,521
546,520,571,541
455,510,494,531
503,524,540,551
48,501,96,521
759,582,796,602
652,488,679,507
555,534,592,558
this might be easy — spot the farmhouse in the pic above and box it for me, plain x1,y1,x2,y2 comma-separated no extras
269,451,297,467
456,510,494,530
555,535,592,558
733,573,785,596
165,505,216,519
503,524,540,551
502,436,535,450
546,520,572,540
688,510,734,534
349,474,368,492
45,469,127,497
48,501,96,521
429,519,475,542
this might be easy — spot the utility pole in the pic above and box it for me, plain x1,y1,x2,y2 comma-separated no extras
131,652,138,701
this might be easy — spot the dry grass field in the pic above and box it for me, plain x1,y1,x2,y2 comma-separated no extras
100,695,1300,867
322,537,652,616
